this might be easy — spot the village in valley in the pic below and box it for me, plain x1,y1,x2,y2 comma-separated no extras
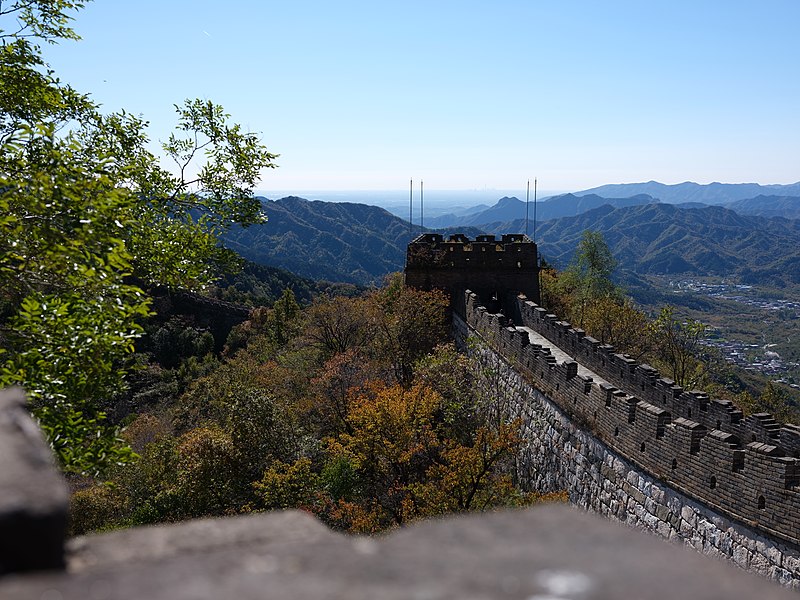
664,278,800,388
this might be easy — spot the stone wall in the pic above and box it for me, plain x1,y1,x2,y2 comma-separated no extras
454,294,800,588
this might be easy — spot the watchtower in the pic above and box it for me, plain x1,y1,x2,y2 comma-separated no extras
404,233,539,314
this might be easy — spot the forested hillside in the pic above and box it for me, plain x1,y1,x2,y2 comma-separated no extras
487,203,800,286
71,280,559,534
221,197,413,285
222,196,484,285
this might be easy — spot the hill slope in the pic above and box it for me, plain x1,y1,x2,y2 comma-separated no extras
487,204,800,286
221,197,413,285
220,197,484,286
724,195,800,220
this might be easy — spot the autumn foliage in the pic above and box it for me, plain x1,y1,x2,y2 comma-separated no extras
68,278,557,536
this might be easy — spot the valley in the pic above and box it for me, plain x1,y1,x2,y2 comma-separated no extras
636,276,800,389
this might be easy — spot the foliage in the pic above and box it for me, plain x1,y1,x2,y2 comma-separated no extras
540,234,654,360
0,1,278,473
253,458,319,510
68,483,128,536
581,296,654,360
149,318,215,369
305,296,373,357
305,349,377,437
413,343,480,443
171,426,241,518
1,292,145,474
408,422,528,516
211,260,323,307
736,382,797,422
558,230,619,329
223,288,303,356
65,272,568,534
322,381,526,530
651,306,708,389
539,262,570,319
370,274,450,386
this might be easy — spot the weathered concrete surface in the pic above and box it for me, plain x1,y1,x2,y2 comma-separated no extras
0,387,68,574
1,505,794,600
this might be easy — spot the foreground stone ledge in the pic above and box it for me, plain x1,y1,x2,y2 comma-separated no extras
0,506,794,600
0,387,68,574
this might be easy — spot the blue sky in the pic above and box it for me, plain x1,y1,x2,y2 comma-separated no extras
40,1,800,192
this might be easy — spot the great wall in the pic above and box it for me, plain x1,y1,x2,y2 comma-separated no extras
406,232,800,587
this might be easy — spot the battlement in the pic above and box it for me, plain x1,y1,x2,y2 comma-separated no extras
405,233,540,310
460,289,800,546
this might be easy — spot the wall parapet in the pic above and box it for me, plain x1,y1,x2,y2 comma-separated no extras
0,387,68,574
461,290,800,547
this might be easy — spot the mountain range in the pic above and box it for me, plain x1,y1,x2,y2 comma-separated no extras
218,184,800,289
221,197,412,285
513,203,800,286
221,196,483,286
416,186,800,230
421,193,660,229
575,181,800,205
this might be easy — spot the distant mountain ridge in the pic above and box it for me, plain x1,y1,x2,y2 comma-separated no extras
724,195,800,220
423,193,659,229
429,185,800,227
575,181,800,205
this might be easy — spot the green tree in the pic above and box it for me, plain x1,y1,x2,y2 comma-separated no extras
750,381,795,422
563,230,619,328
0,1,278,474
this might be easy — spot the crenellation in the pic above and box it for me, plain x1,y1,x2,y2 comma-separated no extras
779,425,800,458
564,360,578,379
512,292,796,466
671,418,707,455
640,402,670,439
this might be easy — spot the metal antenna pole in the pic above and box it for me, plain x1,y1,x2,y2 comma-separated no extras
533,178,538,243
420,180,424,230
410,178,414,234
525,179,530,236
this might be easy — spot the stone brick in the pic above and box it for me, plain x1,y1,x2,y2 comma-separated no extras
733,546,751,570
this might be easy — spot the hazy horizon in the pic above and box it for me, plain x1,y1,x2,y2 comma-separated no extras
254,188,566,218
